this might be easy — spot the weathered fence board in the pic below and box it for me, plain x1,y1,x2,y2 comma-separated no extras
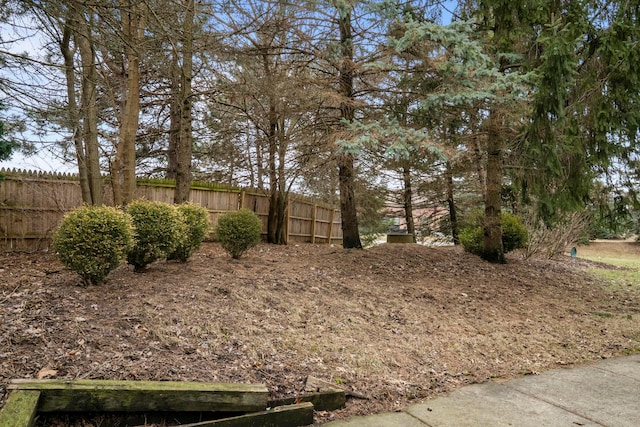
0,169,342,251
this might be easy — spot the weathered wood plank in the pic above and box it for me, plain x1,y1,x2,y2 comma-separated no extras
9,379,268,413
0,390,41,427
177,403,314,427
268,390,346,411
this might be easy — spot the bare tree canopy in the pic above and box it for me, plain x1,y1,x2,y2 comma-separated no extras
2,0,639,255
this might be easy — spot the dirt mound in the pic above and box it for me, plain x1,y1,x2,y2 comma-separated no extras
1,243,639,425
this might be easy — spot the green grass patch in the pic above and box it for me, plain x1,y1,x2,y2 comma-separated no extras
586,268,640,290
578,245,640,291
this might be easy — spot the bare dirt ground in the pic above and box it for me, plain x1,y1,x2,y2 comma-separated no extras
1,241,640,425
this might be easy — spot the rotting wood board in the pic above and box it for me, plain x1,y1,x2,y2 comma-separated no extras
8,379,268,413
268,389,346,411
0,390,41,427
146,403,314,427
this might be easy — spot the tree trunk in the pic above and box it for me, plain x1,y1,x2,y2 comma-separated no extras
61,7,92,204
483,110,505,263
339,153,361,248
262,43,288,245
337,7,362,249
445,161,459,245
174,0,194,204
471,111,487,202
246,135,256,188
267,116,280,244
119,69,139,205
166,57,179,180
266,106,287,244
268,190,288,245
77,8,102,206
111,1,146,205
276,125,288,244
402,165,416,242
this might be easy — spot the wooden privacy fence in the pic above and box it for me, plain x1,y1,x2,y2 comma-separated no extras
0,169,342,252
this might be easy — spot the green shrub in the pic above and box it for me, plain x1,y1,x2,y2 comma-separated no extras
126,199,182,271
215,209,262,259
53,206,134,285
168,203,211,262
459,212,528,255
501,212,529,252
459,226,484,255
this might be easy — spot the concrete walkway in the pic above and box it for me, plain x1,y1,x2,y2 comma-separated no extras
324,354,640,427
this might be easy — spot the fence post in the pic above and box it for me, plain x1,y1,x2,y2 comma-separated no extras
311,202,317,244
239,190,245,210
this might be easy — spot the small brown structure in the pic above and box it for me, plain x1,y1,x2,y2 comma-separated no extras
387,233,415,244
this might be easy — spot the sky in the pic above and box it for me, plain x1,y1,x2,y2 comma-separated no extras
0,150,77,173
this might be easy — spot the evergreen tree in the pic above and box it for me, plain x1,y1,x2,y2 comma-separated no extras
0,119,18,162
520,1,640,223
361,7,528,261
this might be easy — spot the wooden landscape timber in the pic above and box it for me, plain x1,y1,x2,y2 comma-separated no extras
167,402,314,427
268,390,346,411
8,379,268,413
0,390,40,427
0,379,340,426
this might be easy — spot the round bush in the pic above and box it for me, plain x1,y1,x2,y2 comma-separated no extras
215,209,262,259
53,206,134,285
126,199,182,271
459,225,484,255
501,212,529,252
459,212,528,255
168,203,211,262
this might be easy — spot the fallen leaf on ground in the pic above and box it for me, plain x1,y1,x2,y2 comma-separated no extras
37,367,58,379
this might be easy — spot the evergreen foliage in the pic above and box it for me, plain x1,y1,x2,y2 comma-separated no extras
586,184,638,239
53,206,134,285
126,199,182,271
340,16,530,160
168,203,211,262
518,0,640,222
0,121,18,161
215,209,262,259
521,2,591,219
